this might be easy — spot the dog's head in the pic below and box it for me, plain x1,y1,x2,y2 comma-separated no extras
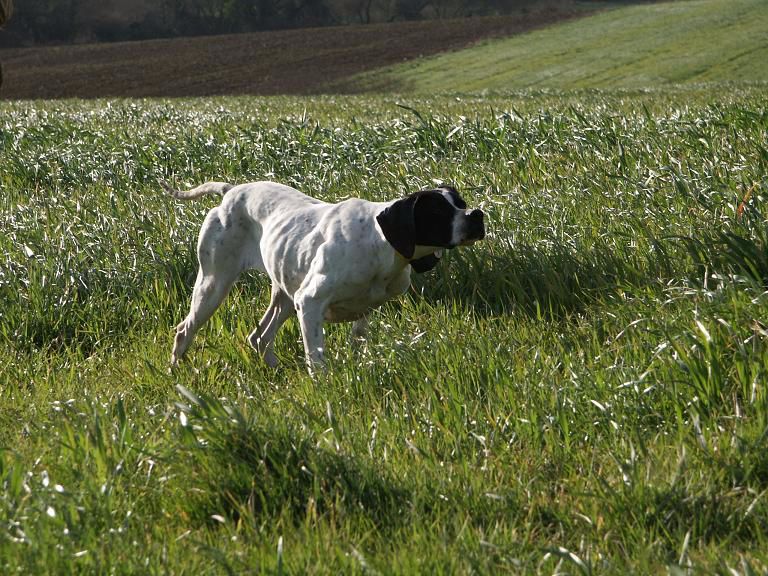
376,186,485,273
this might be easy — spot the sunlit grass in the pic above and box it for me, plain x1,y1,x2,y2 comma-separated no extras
1,88,768,572
344,0,768,93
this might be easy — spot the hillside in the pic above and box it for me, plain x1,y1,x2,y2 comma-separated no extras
346,0,768,92
0,5,591,100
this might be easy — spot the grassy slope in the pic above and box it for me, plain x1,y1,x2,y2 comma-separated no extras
348,0,768,92
2,88,768,573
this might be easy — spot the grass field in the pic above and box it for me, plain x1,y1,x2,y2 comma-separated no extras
348,0,768,92
1,85,768,572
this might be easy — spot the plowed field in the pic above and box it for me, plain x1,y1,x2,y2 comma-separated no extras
0,5,590,100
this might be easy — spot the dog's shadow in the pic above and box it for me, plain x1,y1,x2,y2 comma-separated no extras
413,239,665,321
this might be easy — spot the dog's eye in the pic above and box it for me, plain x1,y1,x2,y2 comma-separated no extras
440,187,466,209
450,195,467,210
418,194,454,217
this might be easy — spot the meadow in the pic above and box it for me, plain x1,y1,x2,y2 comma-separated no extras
348,0,768,93
1,86,768,573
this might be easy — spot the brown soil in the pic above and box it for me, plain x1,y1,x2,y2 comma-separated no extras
0,5,593,100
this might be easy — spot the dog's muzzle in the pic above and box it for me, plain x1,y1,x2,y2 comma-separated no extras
460,209,486,246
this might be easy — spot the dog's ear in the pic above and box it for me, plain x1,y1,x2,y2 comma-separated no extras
410,253,440,273
376,195,418,259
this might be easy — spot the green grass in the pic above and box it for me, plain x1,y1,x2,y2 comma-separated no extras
2,86,768,572
345,0,768,93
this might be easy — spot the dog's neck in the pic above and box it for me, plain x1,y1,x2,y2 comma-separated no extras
413,245,443,259
393,245,444,274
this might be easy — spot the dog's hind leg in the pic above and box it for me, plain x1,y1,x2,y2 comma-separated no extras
248,285,294,367
171,209,243,365
172,270,237,364
350,314,369,343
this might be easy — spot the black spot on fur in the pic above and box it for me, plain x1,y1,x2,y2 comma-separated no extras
376,187,469,259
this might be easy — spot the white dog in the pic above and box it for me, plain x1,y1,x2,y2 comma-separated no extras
161,180,485,372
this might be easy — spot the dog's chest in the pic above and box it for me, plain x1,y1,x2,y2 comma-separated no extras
323,270,410,322
259,197,412,322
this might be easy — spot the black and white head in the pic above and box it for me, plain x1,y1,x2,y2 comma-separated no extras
376,186,486,273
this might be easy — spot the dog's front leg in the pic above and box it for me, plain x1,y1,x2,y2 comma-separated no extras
294,291,328,373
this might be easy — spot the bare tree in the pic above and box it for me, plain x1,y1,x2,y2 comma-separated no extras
0,0,12,27
189,0,229,32
0,0,12,92
428,0,464,19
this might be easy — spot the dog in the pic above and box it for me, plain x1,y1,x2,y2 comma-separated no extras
161,179,485,372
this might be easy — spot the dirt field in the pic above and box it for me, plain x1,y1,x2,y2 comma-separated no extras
0,5,592,100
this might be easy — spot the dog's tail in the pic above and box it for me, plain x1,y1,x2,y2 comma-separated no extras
160,179,234,201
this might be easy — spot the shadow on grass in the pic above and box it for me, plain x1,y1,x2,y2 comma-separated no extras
170,386,409,529
414,238,673,320
0,249,198,357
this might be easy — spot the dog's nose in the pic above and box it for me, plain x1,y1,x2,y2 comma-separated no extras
467,209,485,240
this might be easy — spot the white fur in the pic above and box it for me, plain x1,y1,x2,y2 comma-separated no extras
164,180,441,372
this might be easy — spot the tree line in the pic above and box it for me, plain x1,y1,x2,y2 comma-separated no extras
3,0,564,46
0,0,11,28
